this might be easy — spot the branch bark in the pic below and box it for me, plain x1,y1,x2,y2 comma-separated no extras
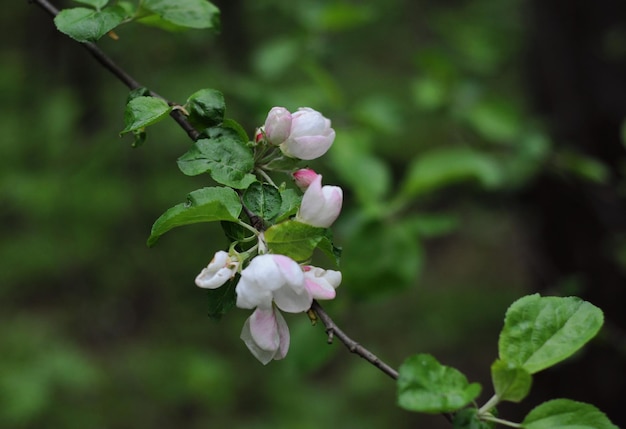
311,300,399,380
29,0,200,142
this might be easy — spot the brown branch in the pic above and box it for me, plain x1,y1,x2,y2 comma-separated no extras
311,300,399,380
29,0,200,142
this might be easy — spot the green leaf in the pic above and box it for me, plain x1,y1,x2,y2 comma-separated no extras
274,188,301,223
54,6,128,42
73,0,109,9
126,87,151,104
121,96,172,134
184,89,225,130
264,220,326,262
206,277,237,319
147,187,242,247
400,147,502,198
222,118,250,143
522,399,618,429
177,128,256,189
498,294,604,374
490,359,532,403
242,183,281,223
316,233,342,268
397,354,482,414
453,408,495,429
142,0,220,29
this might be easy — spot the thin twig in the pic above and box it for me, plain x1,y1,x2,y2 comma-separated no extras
311,300,399,380
29,0,200,141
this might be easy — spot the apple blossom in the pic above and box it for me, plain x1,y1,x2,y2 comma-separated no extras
240,306,290,365
303,266,342,300
264,107,335,160
293,168,318,192
195,250,239,289
264,106,292,145
296,174,343,228
235,254,311,313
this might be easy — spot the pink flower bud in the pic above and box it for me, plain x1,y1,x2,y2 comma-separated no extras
293,168,319,192
296,175,343,228
279,108,335,160
195,251,239,289
264,107,292,145
254,127,265,143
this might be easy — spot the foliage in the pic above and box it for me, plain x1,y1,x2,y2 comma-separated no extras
4,0,622,428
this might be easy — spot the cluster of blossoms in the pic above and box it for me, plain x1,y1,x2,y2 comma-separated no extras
195,107,343,364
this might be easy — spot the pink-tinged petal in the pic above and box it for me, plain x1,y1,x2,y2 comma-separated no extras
271,255,305,292
303,267,341,300
273,309,290,360
273,284,312,313
304,278,336,300
297,175,343,228
249,307,280,351
240,313,276,365
264,107,292,145
195,251,238,289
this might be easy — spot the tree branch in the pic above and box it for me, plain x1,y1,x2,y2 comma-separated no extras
28,0,435,419
311,300,399,380
29,0,200,142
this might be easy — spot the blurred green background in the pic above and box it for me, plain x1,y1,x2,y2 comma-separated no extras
3,0,626,427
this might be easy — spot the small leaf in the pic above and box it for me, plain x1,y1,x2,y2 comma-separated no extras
73,0,109,9
397,354,481,414
400,147,502,198
522,399,618,429
126,87,151,104
121,96,172,134
142,0,220,29
177,128,256,189
206,277,237,319
242,183,282,223
185,88,225,129
490,359,532,403
54,6,128,42
222,118,250,143
498,294,604,374
264,220,326,262
274,188,301,223
148,187,242,247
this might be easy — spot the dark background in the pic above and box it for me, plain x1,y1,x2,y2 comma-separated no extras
2,0,625,427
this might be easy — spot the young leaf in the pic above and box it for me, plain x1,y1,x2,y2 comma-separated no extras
397,354,482,414
206,277,237,319
522,399,618,429
142,0,220,30
54,6,128,42
264,220,326,262
121,96,172,134
185,89,225,129
274,188,301,223
147,187,242,247
498,294,604,374
242,183,282,223
177,128,256,189
490,359,532,403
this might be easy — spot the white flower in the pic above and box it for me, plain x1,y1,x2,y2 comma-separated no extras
303,266,342,300
235,254,311,313
264,107,335,160
240,306,290,365
296,174,343,228
195,251,239,289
